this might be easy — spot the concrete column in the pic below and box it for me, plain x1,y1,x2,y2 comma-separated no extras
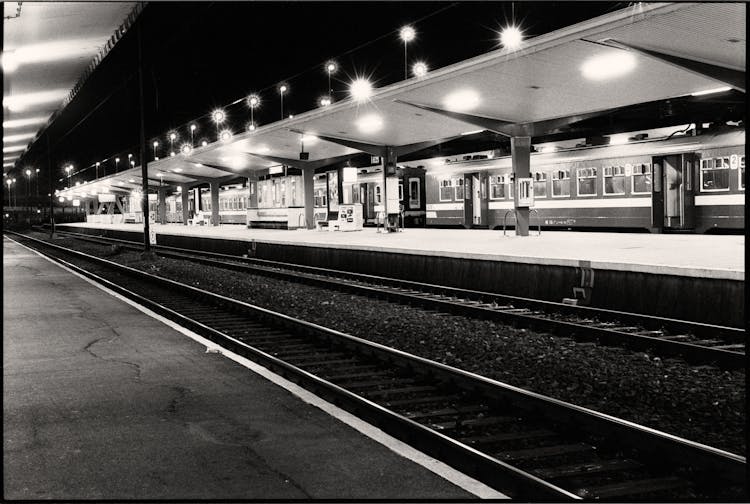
302,167,315,229
511,136,531,237
157,187,168,224
181,185,190,225
194,188,201,211
210,181,220,226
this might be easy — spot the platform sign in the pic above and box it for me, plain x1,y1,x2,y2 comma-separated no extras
730,155,739,169
149,228,157,245
624,163,632,176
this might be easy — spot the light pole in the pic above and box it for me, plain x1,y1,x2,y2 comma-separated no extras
35,168,40,196
153,140,159,160
212,109,226,141
65,165,72,188
12,178,17,207
325,61,336,102
169,132,176,156
6,179,11,207
247,95,259,131
115,157,120,173
190,124,197,146
25,169,31,210
399,26,416,80
279,84,287,120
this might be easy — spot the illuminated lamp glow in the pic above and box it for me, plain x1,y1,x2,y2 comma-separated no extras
174,168,183,172
170,152,175,157
301,134,318,145
131,160,136,166
412,61,428,77
461,129,484,136
3,145,26,153
72,199,80,207
500,25,523,49
153,140,159,147
443,89,480,112
3,89,68,112
3,116,47,129
219,129,233,142
691,86,731,97
325,61,337,73
4,132,35,143
246,121,257,131
279,84,288,94
399,26,416,42
356,113,383,134
25,169,31,176
581,51,637,81
169,132,177,141
58,196,65,202
350,78,373,102
319,97,331,107
1,51,18,72
75,181,80,186
201,140,208,147
608,135,628,146
247,94,260,108
288,114,294,119
212,109,226,123
181,144,193,155
190,124,197,131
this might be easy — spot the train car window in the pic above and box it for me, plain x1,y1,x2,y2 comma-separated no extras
576,167,597,196
632,163,652,194
552,169,570,197
490,175,508,199
700,157,730,191
532,172,547,198
740,156,745,190
604,166,626,195
408,178,421,209
439,179,453,201
454,178,465,200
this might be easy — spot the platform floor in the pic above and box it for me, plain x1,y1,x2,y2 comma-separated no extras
64,222,743,280
3,236,489,500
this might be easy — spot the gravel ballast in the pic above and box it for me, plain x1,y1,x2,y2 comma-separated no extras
27,233,746,456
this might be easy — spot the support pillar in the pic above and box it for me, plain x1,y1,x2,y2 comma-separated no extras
194,188,201,211
157,187,168,224
302,167,315,229
511,136,531,237
383,146,399,231
181,185,190,225
210,181,220,226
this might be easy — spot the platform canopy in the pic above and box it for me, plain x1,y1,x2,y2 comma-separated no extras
71,1,745,193
3,2,138,171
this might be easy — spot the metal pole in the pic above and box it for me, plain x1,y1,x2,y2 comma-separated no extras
137,10,150,252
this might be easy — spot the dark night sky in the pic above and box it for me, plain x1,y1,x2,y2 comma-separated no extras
18,1,628,190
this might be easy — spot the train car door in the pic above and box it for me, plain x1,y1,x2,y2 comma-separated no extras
654,154,694,230
463,175,473,228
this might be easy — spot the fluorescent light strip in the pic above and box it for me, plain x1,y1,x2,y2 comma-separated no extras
3,116,48,129
3,145,27,153
3,89,68,112
3,132,36,143
691,86,731,96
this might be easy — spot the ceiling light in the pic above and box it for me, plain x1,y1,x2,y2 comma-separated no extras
325,61,337,74
356,113,383,133
500,26,523,49
3,132,35,143
581,51,637,80
3,145,26,153
443,89,480,111
247,94,260,108
1,51,18,72
3,116,47,129
691,86,732,96
220,129,233,142
301,134,318,145
461,129,484,136
350,78,373,102
4,38,100,70
3,89,69,112
212,109,226,123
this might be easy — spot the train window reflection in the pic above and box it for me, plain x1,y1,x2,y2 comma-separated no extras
577,167,597,196
532,172,547,198
604,166,626,195
701,157,730,191
552,169,570,197
490,174,508,199
439,179,453,201
632,163,652,194
454,178,465,200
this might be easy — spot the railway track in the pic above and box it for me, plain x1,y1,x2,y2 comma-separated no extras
8,231,746,501
42,228,745,369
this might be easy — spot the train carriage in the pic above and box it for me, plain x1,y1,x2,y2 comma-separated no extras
415,127,744,233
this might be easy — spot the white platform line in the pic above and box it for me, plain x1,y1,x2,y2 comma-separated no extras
8,237,508,500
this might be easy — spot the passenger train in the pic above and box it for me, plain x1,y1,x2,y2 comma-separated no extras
150,126,743,233
406,126,744,233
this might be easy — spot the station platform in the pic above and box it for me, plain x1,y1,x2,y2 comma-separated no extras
57,222,745,327
3,236,493,500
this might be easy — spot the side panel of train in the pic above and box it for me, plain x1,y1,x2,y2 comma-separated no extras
422,131,744,233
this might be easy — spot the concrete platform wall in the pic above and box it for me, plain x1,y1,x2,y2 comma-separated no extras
58,225,745,327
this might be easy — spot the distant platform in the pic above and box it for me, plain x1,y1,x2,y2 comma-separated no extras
61,222,743,281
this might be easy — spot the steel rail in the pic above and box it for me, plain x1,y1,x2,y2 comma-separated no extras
45,229,746,368
8,231,746,500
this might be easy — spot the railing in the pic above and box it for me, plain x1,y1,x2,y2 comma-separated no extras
503,208,541,236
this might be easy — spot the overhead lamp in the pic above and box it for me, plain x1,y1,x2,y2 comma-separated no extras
356,113,383,134
201,140,208,147
212,109,226,123
500,25,523,49
246,121,257,131
443,89,480,112
219,129,233,142
4,132,36,143
181,144,193,155
3,145,26,153
1,51,19,73
581,51,636,80
25,169,31,176
130,160,135,167
350,78,373,102
169,132,177,141
691,86,731,97
3,89,68,112
412,61,428,77
247,94,260,108
58,196,65,203
319,97,331,107
3,116,47,129
170,151,176,157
